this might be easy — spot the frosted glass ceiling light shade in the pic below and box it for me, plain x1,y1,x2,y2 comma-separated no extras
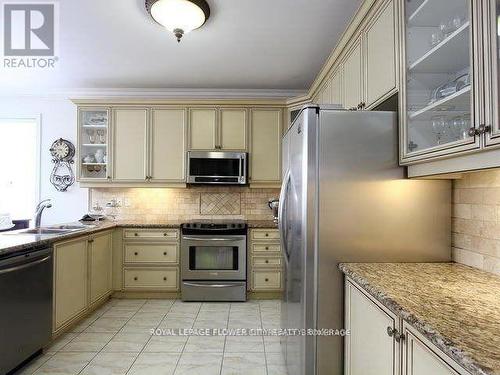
146,0,210,42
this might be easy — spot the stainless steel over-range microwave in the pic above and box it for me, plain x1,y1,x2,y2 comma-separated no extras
187,151,247,185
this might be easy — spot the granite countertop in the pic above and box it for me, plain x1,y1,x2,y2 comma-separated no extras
339,263,500,375
0,219,277,256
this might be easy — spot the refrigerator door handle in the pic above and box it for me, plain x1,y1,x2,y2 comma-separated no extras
278,169,291,262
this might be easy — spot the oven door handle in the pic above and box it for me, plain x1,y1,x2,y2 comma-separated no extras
183,282,241,288
182,236,245,242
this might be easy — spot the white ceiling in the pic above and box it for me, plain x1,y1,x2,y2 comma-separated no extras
1,0,362,97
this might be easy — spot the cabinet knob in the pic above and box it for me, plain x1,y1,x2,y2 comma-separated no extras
163,277,167,281
478,124,492,134
163,252,167,256
134,277,138,281
265,233,269,237
394,331,405,342
106,176,111,180
265,260,269,264
134,233,138,237
163,233,168,236
88,239,94,243
134,252,138,256
468,127,478,137
387,327,395,337
265,246,269,250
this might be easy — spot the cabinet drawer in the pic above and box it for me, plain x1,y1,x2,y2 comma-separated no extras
251,243,281,254
123,229,178,240
252,270,282,290
251,229,280,241
124,268,178,290
124,243,178,264
252,256,282,268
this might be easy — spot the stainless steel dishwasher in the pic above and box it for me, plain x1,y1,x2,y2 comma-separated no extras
0,246,53,374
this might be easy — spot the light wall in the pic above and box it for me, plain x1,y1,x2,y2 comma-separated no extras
0,96,88,225
452,169,500,275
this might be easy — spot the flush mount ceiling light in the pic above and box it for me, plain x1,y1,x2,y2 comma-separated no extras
145,0,210,42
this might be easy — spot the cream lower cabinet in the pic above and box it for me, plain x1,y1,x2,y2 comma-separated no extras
249,229,283,292
89,230,113,305
345,278,472,375
122,228,180,292
53,236,89,332
53,231,113,334
249,109,282,187
345,279,399,375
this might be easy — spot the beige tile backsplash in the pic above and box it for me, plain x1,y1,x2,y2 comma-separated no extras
452,169,500,276
90,186,279,222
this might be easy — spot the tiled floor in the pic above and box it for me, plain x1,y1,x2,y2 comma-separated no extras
13,299,287,375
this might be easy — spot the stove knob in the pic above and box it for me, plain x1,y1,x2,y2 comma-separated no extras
186,224,190,228
231,224,236,228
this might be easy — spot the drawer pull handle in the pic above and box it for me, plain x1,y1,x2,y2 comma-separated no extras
265,247,269,250
163,252,167,255
163,277,167,281
265,260,269,264
163,233,168,236
265,278,269,282
134,277,138,281
134,252,138,256
265,233,269,237
134,233,138,237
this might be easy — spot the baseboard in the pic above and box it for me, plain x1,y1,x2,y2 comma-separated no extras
112,291,180,299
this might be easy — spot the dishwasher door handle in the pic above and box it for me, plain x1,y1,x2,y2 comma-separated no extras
0,256,51,275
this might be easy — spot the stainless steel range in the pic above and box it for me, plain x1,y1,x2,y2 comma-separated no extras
180,221,247,302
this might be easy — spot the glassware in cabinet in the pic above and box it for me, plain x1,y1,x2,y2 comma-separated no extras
78,108,110,180
403,0,478,159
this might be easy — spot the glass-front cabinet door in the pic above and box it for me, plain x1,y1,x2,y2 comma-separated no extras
484,0,500,146
77,108,110,181
402,0,481,161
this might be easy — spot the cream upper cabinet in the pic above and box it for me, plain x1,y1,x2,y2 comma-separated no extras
89,231,112,305
343,38,364,111
331,66,344,107
189,108,217,150
189,108,247,151
54,237,88,330
365,0,396,107
345,280,399,375
220,108,247,150
150,109,186,181
112,108,149,181
250,109,282,185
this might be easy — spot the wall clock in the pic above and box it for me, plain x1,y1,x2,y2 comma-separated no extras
49,138,75,192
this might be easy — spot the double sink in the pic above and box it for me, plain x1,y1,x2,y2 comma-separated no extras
14,224,96,235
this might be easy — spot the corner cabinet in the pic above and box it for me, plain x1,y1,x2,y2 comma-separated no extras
345,278,472,375
400,0,500,176
53,230,113,335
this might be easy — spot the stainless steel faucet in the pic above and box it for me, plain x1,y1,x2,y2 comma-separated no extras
34,199,52,228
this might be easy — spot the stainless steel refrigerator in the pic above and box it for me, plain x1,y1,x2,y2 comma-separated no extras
278,105,451,375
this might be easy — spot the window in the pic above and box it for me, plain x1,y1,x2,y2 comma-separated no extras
0,117,40,220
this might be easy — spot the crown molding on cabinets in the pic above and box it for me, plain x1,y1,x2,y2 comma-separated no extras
71,97,290,107
285,0,383,107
